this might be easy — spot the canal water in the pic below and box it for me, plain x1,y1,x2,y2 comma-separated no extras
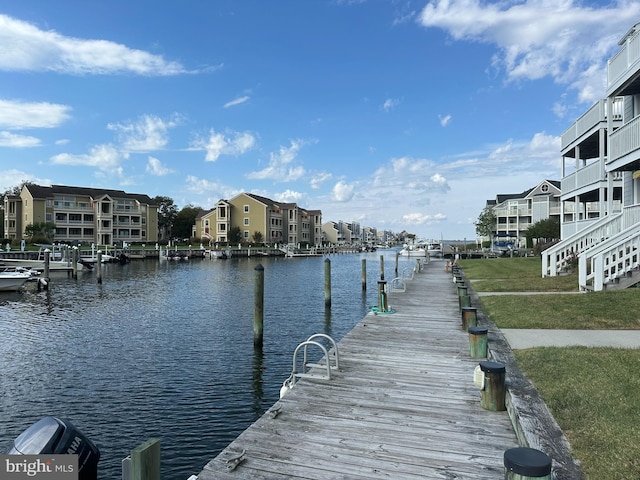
0,250,415,479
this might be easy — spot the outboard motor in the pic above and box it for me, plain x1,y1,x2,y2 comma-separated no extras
8,416,100,480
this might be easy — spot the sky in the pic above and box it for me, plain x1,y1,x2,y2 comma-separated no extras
1,0,639,241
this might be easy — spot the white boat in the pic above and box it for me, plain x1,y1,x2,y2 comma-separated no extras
399,244,427,257
0,269,34,291
427,242,443,258
0,245,87,271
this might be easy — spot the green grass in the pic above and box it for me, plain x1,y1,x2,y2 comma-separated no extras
514,348,640,479
460,257,578,292
460,256,640,478
479,290,640,329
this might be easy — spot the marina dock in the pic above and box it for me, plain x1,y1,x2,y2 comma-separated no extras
196,259,520,479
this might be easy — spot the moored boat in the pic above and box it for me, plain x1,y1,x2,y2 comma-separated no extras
0,269,34,291
0,244,87,271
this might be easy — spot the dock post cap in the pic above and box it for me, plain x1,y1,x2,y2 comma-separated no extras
479,360,505,373
468,326,488,335
504,447,552,476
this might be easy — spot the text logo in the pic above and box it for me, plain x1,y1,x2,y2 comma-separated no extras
0,455,78,480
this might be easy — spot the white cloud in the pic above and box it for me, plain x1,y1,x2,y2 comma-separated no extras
275,189,306,203
439,114,452,127
382,98,400,112
191,128,257,162
402,212,447,225
418,0,640,103
331,180,355,202
108,114,182,152
146,156,174,176
0,99,71,129
0,169,50,192
310,171,332,189
50,144,128,171
247,139,308,181
0,131,41,147
0,14,195,75
223,96,250,108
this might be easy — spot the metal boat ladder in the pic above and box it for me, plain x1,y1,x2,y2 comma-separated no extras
280,334,339,397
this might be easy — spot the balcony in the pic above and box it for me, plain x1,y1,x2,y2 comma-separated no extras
608,115,640,168
607,25,640,93
561,98,623,151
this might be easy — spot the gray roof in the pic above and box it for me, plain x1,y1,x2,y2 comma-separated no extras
26,184,155,205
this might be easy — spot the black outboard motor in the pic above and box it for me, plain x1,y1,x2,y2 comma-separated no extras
8,416,100,480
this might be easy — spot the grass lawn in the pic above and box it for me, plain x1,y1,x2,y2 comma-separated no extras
460,257,640,479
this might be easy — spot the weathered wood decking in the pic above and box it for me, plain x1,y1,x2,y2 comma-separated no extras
197,259,519,479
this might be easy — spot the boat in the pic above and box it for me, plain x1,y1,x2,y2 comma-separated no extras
0,268,34,291
427,241,443,258
399,244,427,257
162,250,190,260
0,245,88,271
399,240,443,258
205,249,229,259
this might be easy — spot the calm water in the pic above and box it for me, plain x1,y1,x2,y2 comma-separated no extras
0,251,412,479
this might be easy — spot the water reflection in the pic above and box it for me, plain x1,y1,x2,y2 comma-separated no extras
0,251,408,479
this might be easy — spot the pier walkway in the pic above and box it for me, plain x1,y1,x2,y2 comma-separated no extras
197,259,521,479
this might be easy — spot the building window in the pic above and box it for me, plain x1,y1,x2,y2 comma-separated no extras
244,230,249,239
244,205,249,213
244,218,249,226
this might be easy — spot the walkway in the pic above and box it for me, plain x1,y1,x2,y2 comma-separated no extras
196,259,519,479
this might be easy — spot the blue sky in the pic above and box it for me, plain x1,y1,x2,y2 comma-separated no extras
1,0,639,241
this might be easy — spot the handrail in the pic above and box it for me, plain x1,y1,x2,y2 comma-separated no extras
280,334,339,397
305,334,339,370
578,222,640,291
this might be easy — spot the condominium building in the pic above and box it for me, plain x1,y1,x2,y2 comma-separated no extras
544,22,640,290
2,184,158,245
485,180,561,249
192,193,323,246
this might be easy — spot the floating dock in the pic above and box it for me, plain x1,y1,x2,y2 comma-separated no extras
197,259,520,479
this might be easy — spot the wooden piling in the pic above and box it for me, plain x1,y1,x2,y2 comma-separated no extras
380,254,385,280
72,247,78,279
394,251,399,277
130,438,161,480
254,264,264,349
459,294,471,310
361,259,367,291
504,447,552,480
468,326,488,359
96,251,103,284
324,258,331,307
43,250,50,282
461,307,477,330
480,361,506,412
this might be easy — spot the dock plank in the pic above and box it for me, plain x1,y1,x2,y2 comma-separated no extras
197,258,518,479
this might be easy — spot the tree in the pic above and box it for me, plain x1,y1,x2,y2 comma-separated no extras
152,196,178,241
173,204,201,240
526,218,560,247
3,180,34,196
474,207,496,238
24,222,55,241
228,226,243,244
252,231,264,244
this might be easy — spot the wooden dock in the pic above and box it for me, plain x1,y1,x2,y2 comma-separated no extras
197,259,519,479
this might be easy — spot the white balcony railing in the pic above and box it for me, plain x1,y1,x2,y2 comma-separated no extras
608,27,640,88
543,204,640,277
560,98,624,150
609,114,640,164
